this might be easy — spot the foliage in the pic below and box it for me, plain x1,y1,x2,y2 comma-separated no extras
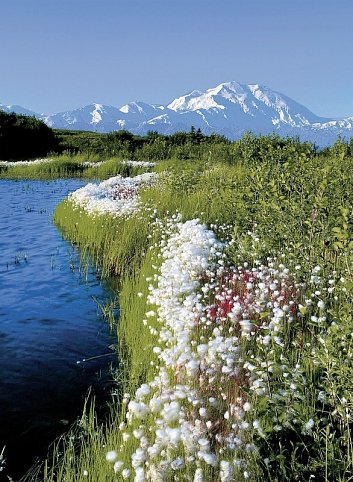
21,133,353,481
0,111,58,160
54,130,107,157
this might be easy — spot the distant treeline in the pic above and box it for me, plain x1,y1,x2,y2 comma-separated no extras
2,110,353,162
0,111,58,160
54,126,353,164
55,127,230,158
56,127,317,164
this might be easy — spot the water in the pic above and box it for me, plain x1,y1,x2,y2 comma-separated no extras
0,180,117,480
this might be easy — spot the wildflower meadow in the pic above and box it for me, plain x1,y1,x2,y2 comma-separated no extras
17,135,353,481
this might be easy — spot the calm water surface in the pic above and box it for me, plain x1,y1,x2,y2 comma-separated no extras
0,180,117,480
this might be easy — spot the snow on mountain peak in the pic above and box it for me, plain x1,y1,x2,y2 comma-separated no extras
91,103,104,124
248,84,286,109
119,102,145,114
208,81,244,95
167,84,244,112
168,81,282,115
2,81,352,146
119,101,163,116
168,82,255,114
119,104,130,114
167,90,205,111
0,103,40,117
162,81,334,135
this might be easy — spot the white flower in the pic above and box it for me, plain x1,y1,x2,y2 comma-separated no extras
69,173,156,218
110,219,304,479
171,457,184,470
128,401,148,418
134,467,145,482
198,438,210,448
166,427,181,445
239,319,253,334
149,398,162,412
194,468,203,482
220,460,233,481
131,448,146,468
113,461,124,473
302,418,315,434
106,450,118,462
161,401,180,422
136,384,151,400
198,451,218,466
133,429,144,439
199,407,207,417
253,420,261,429
123,160,156,168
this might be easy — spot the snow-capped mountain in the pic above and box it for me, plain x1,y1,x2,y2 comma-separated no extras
2,82,353,146
43,104,123,132
0,103,39,117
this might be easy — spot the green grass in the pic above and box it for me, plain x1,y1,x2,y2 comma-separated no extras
22,400,123,482
0,154,153,180
22,138,353,481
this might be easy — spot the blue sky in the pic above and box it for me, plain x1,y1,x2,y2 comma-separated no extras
1,0,353,117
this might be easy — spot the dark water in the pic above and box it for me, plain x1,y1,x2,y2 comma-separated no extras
0,180,117,480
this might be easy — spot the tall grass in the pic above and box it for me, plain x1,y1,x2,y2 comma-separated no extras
0,155,153,180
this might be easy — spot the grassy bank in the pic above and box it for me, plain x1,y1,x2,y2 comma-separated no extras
0,155,154,180
21,136,353,481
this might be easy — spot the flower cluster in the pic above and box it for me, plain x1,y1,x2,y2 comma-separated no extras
0,158,54,166
69,173,156,217
122,160,156,168
81,161,103,167
109,219,309,481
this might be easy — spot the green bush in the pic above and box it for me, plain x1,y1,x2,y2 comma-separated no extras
0,111,58,160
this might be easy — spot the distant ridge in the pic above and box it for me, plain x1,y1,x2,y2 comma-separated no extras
0,103,39,117
2,82,353,146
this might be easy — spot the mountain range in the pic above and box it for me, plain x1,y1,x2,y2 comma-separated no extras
2,81,353,146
